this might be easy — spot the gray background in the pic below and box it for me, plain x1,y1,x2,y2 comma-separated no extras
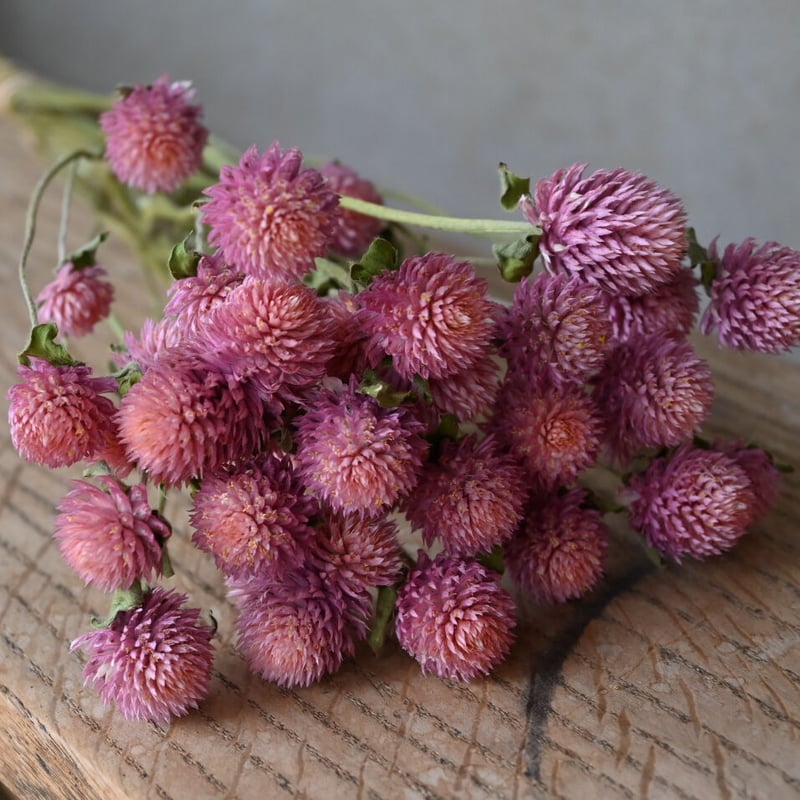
1,1,798,255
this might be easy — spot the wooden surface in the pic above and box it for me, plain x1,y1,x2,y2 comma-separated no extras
1,113,800,800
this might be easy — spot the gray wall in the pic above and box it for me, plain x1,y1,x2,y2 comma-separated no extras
2,1,799,256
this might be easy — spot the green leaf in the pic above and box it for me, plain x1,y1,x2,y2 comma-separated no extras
66,230,109,269
18,322,78,366
498,163,531,211
640,543,665,569
700,260,718,294
114,363,143,396
686,227,708,267
350,237,398,286
91,582,145,629
357,369,415,408
168,233,201,280
494,234,540,282
477,545,505,574
161,544,175,579
367,585,398,656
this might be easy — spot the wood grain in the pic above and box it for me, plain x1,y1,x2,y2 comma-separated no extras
0,113,799,800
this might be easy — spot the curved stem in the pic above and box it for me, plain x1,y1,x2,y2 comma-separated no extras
378,188,449,216
57,159,78,265
19,148,100,326
338,196,536,237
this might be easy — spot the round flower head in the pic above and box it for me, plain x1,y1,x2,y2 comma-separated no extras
8,359,117,468
191,455,317,580
427,344,501,421
320,161,384,257
37,262,114,338
497,272,613,386
202,143,340,280
322,292,372,380
594,334,714,463
121,317,184,371
71,588,214,724
628,445,757,562
395,552,517,681
361,252,495,380
700,237,800,353
296,381,428,516
605,267,699,343
100,75,208,194
490,379,604,489
520,164,687,296
405,434,527,556
117,351,266,486
505,489,609,604
55,476,170,591
230,569,361,688
715,441,781,522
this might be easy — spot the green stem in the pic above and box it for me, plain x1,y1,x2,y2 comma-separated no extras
19,148,101,326
57,160,78,265
106,312,126,344
338,196,536,237
378,188,448,216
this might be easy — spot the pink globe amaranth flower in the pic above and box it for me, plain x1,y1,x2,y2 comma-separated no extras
395,552,517,682
191,455,317,581
8,359,117,469
605,267,699,343
405,434,527,557
700,237,800,353
320,161,384,257
497,272,613,386
427,344,501,421
715,440,781,522
521,164,687,296
504,488,609,604
593,334,714,463
490,378,604,489
296,382,428,516
94,421,135,478
100,75,208,194
322,293,372,380
198,276,337,405
628,445,758,562
37,262,114,338
360,252,495,380
117,351,266,487
230,569,362,688
121,317,184,371
71,588,214,724
55,476,169,591
203,143,340,280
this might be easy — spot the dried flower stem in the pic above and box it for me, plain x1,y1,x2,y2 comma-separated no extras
57,160,78,265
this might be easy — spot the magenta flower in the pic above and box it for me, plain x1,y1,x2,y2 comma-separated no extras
606,267,699,343
521,164,687,296
628,445,757,561
593,334,714,462
427,344,500,421
700,238,800,353
322,292,372,380
71,588,214,723
395,552,517,681
296,381,427,516
320,161,384,257
55,476,169,591
191,455,317,580
203,143,339,280
37,262,114,338
505,489,609,604
497,272,613,386
117,351,266,486
360,252,495,380
8,359,117,468
405,435,527,556
121,317,184,371
100,75,207,194
716,441,781,522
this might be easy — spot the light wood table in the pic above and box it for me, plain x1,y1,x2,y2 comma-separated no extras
0,115,798,800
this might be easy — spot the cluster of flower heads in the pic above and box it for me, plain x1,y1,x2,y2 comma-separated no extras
8,76,797,725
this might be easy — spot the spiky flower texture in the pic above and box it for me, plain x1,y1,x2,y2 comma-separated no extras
37,263,114,338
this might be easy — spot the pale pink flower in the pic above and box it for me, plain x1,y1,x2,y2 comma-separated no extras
122,317,183,371
37,263,114,338
100,75,207,194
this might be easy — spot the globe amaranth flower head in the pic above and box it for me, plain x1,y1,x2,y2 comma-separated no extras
295,380,428,516
404,434,527,557
191,455,317,581
360,252,496,380
320,161,384,258
520,163,687,296
100,75,208,194
700,237,800,353
496,272,613,386
203,143,340,281
504,488,609,604
37,262,114,338
8,358,117,469
427,343,500,421
395,551,517,682
627,444,758,562
55,476,170,591
71,588,214,724
593,333,714,463
714,440,781,522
